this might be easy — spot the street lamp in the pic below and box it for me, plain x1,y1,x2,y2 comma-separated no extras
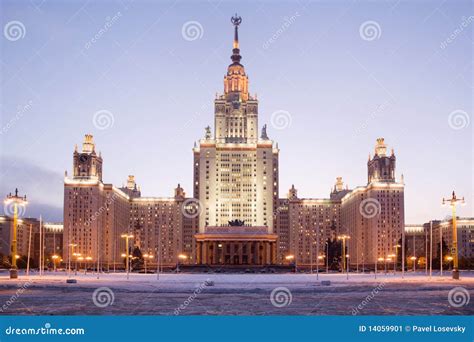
52,255,59,271
4,189,28,279
77,256,84,273
345,254,350,279
410,256,417,272
121,233,134,280
177,253,187,273
376,257,384,279
337,235,350,275
388,254,396,275
316,255,325,280
446,256,454,270
85,256,92,274
73,252,81,275
143,253,153,274
285,254,295,273
442,191,465,279
68,243,77,277
325,241,329,274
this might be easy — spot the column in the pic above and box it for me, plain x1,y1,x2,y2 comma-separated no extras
271,242,277,265
258,242,262,265
266,242,271,265
196,241,201,264
202,241,208,265
230,242,235,265
238,243,243,265
213,241,218,265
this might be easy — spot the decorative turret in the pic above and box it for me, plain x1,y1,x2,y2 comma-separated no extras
368,138,396,184
261,124,269,140
120,175,141,198
288,184,298,200
72,134,103,181
174,183,186,200
330,177,351,200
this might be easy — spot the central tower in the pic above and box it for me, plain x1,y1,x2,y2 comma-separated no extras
214,15,258,144
193,16,279,266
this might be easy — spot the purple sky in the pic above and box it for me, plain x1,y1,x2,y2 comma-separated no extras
0,0,472,223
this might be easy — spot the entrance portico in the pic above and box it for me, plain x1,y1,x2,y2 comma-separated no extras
195,227,278,265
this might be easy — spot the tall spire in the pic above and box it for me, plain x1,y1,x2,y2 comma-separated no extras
224,14,248,101
231,14,242,64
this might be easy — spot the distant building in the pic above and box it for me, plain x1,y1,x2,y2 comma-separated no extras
0,216,63,267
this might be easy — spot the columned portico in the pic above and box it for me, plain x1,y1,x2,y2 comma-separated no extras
195,226,278,266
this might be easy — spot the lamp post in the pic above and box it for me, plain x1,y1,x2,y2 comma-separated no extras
337,235,350,275
388,254,396,275
77,256,84,273
68,243,77,277
4,189,28,279
325,241,329,274
442,191,465,280
73,252,81,275
52,255,59,271
410,256,416,272
376,257,384,279
285,255,295,273
394,244,401,274
346,254,350,280
85,256,92,274
143,254,153,274
446,256,453,270
317,255,324,280
429,221,433,279
177,254,187,273
121,234,134,280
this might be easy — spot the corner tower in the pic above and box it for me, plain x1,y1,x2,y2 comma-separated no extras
72,134,103,181
367,138,396,184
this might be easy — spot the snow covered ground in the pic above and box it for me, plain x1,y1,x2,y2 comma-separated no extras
0,271,472,315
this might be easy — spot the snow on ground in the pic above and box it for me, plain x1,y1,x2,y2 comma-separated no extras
0,271,472,315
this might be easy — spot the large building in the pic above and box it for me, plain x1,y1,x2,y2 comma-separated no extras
193,16,279,265
62,16,407,269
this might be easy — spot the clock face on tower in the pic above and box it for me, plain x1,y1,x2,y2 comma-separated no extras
79,154,89,163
